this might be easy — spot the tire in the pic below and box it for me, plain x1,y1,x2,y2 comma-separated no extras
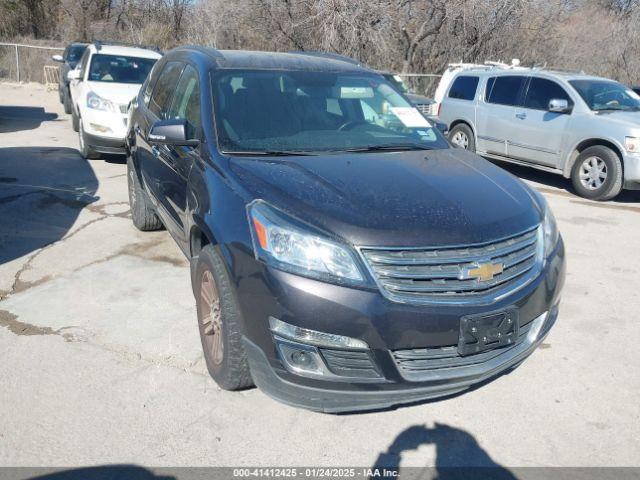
449,123,475,152
71,106,79,132
63,89,72,115
571,145,623,201
127,156,163,231
194,244,253,391
78,120,99,159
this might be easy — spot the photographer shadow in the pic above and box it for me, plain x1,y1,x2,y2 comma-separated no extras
372,423,517,480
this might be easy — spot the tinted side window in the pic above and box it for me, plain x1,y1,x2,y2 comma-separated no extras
448,76,479,100
524,77,572,110
167,65,201,136
149,61,184,118
486,76,526,106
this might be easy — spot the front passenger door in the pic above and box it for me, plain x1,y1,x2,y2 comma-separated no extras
508,77,574,167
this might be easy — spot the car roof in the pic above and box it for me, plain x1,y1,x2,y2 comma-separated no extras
173,47,373,73
453,67,612,83
88,44,162,59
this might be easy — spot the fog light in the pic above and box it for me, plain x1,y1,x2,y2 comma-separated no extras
276,340,323,376
89,123,112,134
269,316,368,350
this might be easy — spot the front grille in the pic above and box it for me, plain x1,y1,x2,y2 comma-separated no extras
393,321,532,381
361,226,541,304
319,349,381,379
414,103,431,115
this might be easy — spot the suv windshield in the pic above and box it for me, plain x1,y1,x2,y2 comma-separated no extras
212,70,448,154
88,54,156,84
569,79,640,112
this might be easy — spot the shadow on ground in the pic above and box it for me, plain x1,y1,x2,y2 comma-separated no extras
0,147,99,267
490,158,640,203
20,465,175,480
0,106,59,133
373,422,517,479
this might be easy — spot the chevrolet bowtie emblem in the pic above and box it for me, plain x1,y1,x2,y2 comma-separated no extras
461,262,504,282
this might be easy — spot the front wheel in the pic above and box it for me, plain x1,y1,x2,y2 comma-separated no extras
448,123,475,152
71,107,79,132
195,245,253,391
78,120,98,159
63,89,72,115
571,146,623,201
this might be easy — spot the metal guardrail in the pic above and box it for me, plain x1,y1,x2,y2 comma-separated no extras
0,42,64,82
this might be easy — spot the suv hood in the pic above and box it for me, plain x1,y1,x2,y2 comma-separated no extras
229,149,543,248
594,110,640,129
86,81,142,107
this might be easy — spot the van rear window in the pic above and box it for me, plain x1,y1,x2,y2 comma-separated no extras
448,76,479,101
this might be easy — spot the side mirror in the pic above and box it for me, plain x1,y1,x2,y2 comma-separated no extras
548,98,571,114
52,54,64,63
148,119,199,147
67,69,81,81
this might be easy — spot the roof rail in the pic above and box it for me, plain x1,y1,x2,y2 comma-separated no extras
93,40,163,54
533,64,586,75
289,51,361,66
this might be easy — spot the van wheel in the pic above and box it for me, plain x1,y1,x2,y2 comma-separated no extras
63,89,72,115
78,120,99,159
571,146,623,201
195,244,253,391
449,124,475,152
71,107,79,132
127,156,163,231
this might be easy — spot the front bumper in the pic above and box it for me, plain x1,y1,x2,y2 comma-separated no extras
84,132,126,155
234,238,565,413
623,152,640,188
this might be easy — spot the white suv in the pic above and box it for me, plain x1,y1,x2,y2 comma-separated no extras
68,42,161,159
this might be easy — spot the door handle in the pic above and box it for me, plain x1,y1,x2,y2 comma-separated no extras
515,112,527,120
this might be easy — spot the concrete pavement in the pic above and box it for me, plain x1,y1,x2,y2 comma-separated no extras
0,83,639,468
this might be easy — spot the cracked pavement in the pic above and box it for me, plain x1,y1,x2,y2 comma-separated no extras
1,83,639,469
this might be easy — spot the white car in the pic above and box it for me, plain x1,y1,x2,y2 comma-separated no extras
68,42,161,158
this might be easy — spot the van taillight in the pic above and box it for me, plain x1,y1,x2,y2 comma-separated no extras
437,103,442,117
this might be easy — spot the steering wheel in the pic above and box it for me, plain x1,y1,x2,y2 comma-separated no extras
337,120,371,131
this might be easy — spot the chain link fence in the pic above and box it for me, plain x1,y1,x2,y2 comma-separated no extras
0,42,64,84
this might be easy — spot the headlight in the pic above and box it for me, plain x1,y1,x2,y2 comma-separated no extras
624,136,640,153
542,202,559,257
86,91,115,112
248,201,364,285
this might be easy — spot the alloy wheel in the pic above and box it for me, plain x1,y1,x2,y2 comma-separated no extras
199,270,224,365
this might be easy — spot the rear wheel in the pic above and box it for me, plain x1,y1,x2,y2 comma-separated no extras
195,245,253,390
571,145,623,201
127,156,163,231
449,123,475,152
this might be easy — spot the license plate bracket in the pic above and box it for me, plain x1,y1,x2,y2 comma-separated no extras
458,309,519,356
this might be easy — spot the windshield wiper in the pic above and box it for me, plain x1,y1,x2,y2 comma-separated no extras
224,150,318,157
338,144,435,153
594,107,640,112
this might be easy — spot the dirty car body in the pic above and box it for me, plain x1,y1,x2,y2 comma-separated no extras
126,47,565,412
